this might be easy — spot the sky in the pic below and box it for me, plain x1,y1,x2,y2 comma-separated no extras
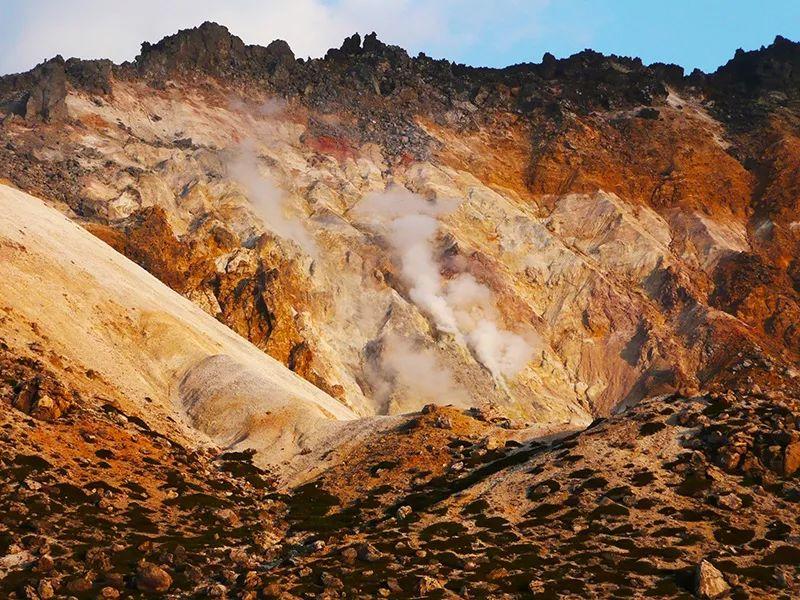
0,0,798,76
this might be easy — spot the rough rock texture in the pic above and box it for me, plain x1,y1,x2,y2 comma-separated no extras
1,23,800,599
263,384,800,598
696,560,730,598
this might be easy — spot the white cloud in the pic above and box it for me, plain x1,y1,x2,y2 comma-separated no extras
0,0,550,75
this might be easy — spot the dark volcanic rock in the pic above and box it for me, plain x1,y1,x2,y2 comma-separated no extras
132,21,295,81
0,56,66,121
65,58,113,96
706,35,800,126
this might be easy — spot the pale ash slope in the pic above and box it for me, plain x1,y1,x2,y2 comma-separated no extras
0,183,355,471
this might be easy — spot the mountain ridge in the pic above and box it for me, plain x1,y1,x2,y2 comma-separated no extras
2,22,799,124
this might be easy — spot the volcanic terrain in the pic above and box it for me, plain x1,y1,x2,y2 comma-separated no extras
1,22,800,599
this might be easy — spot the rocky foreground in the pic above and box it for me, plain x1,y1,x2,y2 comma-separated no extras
1,22,800,599
3,352,800,598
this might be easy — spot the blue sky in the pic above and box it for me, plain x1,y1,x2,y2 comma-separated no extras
476,0,800,71
0,0,798,75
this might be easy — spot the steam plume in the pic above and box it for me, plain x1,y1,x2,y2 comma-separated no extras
226,140,318,257
355,186,535,381
371,333,468,410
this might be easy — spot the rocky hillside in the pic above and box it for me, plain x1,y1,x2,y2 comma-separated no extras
2,24,800,423
1,22,800,598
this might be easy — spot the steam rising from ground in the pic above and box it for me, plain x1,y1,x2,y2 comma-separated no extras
446,273,535,379
355,186,535,382
228,96,287,117
226,140,318,257
372,333,468,410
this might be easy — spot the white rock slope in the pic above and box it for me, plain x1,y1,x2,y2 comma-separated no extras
0,184,355,466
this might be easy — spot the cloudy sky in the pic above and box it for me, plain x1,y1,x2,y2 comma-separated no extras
0,0,798,75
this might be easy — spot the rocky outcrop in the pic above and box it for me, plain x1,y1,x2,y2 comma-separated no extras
65,57,113,96
2,27,800,422
706,35,800,126
0,56,66,121
0,350,76,422
131,21,295,82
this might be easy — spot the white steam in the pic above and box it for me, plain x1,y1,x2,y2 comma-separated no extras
226,141,318,257
446,273,535,379
372,333,468,410
228,96,287,117
355,186,535,381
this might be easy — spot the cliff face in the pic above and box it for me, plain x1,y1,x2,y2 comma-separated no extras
2,24,799,423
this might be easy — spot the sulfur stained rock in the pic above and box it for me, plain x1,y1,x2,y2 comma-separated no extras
2,22,800,600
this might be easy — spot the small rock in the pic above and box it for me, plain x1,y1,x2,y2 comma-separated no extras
386,578,402,592
529,579,545,593
358,543,382,562
716,493,742,511
86,547,111,571
341,547,357,565
228,547,249,566
321,571,344,590
783,441,800,476
244,570,260,589
396,505,412,520
417,575,443,594
206,583,228,597
37,579,54,600
434,414,453,429
215,508,240,527
36,555,54,572
31,394,62,421
716,446,742,472
136,562,172,593
695,560,729,599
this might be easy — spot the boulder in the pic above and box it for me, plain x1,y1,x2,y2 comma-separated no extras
695,560,729,598
783,441,800,476
136,562,172,594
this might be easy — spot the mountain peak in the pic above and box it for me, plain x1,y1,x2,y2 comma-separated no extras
133,21,294,79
